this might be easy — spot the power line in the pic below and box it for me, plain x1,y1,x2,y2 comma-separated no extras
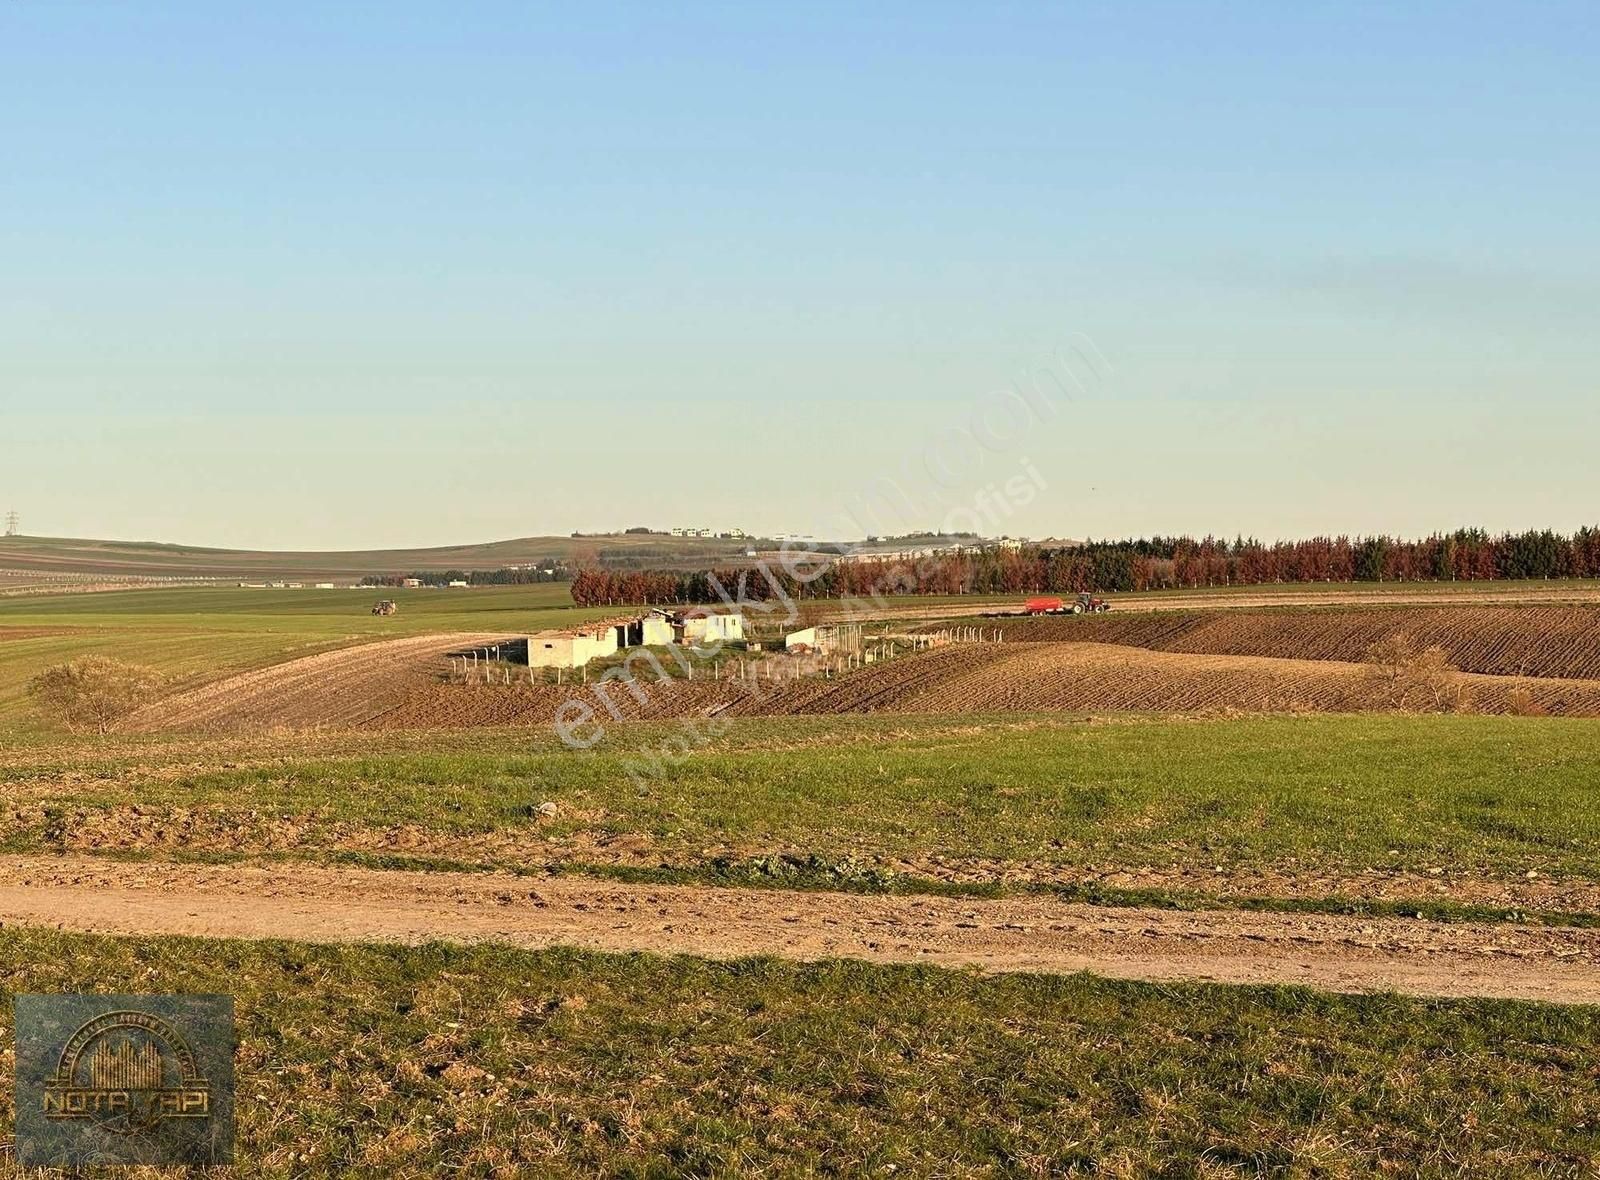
3,511,18,537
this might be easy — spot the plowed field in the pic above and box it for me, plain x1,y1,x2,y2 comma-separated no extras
124,607,1600,734
993,606,1600,679
126,632,511,732
366,642,1600,730
776,644,1600,718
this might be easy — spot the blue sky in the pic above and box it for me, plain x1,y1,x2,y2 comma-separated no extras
3,2,1596,548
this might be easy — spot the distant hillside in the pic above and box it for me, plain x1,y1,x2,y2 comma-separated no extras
0,533,761,583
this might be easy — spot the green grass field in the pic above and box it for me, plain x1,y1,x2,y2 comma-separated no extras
6,713,1598,909
1,928,1596,1177
0,585,609,729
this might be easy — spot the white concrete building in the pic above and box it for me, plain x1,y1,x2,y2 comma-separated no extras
679,613,745,645
528,624,621,669
635,615,675,646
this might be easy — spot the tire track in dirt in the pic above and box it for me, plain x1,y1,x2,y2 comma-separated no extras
0,856,1597,1004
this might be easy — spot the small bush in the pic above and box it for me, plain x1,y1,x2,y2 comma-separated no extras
1504,687,1548,717
1364,634,1467,712
27,657,164,734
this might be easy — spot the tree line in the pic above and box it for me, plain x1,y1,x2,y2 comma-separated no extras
568,527,1600,605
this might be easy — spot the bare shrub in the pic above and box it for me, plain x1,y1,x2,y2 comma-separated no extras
27,657,164,734
1364,634,1467,713
1503,686,1548,717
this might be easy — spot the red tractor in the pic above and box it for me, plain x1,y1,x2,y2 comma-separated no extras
1073,592,1111,614
1023,593,1111,615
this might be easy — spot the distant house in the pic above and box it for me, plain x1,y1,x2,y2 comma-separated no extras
401,577,422,588
447,579,469,588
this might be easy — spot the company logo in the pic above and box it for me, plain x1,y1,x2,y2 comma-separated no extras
43,1009,212,1134
14,994,234,1167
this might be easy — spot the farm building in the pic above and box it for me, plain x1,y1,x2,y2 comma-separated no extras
679,613,745,644
625,612,675,647
518,611,738,671
528,623,621,669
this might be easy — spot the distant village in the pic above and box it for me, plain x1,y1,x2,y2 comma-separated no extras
232,528,1032,592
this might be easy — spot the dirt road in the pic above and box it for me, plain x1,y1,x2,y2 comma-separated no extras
1,856,1597,1004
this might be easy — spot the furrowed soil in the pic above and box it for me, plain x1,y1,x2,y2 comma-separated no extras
2,855,1597,1004
367,643,1600,730
125,631,512,731
840,583,1600,624
994,605,1600,679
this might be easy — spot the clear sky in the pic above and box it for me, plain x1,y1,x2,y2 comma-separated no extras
3,2,1596,549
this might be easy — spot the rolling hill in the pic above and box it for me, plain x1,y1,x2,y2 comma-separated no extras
0,532,760,584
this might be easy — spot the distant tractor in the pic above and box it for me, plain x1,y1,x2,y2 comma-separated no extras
1073,592,1111,614
1023,593,1111,616
371,599,398,616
